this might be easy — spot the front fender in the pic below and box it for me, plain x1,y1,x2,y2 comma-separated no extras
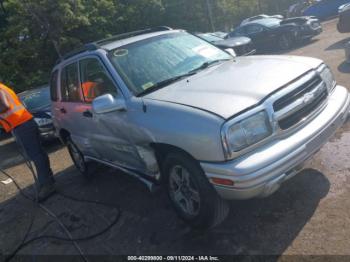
129,98,226,162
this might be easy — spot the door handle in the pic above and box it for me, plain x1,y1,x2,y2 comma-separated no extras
83,110,93,118
60,108,67,114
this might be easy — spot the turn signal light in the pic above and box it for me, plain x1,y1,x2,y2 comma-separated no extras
210,177,234,186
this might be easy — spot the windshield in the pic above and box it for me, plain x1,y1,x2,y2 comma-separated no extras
108,32,232,96
198,33,223,42
19,88,50,111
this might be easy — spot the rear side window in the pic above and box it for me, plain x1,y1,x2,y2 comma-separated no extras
50,70,58,101
60,63,82,102
79,58,117,103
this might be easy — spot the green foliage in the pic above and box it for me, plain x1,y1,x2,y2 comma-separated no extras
0,0,298,92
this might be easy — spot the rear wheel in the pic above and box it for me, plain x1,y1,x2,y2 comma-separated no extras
67,138,91,178
163,152,229,229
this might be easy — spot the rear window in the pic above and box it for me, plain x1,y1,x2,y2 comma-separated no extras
60,62,82,102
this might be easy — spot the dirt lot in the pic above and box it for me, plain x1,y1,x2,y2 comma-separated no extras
1,19,350,260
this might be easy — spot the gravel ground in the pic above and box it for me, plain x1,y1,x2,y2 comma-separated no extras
1,18,350,260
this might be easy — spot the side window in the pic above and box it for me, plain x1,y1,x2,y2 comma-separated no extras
50,70,58,101
246,25,264,35
60,63,82,102
79,58,117,103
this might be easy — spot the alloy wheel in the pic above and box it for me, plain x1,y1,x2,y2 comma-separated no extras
169,165,201,217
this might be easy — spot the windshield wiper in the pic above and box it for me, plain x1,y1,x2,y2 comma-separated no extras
188,59,231,74
136,59,231,97
136,72,197,97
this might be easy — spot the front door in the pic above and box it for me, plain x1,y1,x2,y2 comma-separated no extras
245,24,269,50
78,57,147,172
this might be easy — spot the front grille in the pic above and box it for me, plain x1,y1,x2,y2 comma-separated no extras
234,43,253,56
278,90,327,130
273,75,327,130
273,76,322,111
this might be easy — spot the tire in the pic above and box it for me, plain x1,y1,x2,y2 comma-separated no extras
278,34,293,50
163,152,229,229
67,137,92,178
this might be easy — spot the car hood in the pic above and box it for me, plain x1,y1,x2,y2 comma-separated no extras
29,105,52,118
214,37,251,48
144,55,323,119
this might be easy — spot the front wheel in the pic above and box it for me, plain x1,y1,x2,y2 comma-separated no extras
163,153,229,229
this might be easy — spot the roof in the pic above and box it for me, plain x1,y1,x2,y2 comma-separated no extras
56,26,174,65
244,18,281,27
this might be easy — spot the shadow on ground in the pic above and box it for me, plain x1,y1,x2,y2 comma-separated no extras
0,166,330,258
264,39,319,55
326,37,350,51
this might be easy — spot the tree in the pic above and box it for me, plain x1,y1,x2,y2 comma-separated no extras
0,0,299,92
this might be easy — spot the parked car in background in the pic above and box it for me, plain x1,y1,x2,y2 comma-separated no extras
337,2,350,32
227,17,321,51
303,0,350,20
280,16,322,39
52,26,350,228
18,85,56,140
196,33,256,56
241,14,284,25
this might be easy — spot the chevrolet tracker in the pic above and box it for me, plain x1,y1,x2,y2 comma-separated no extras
51,27,350,228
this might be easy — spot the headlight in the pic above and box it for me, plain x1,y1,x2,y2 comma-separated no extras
318,65,336,92
222,111,272,155
34,118,53,126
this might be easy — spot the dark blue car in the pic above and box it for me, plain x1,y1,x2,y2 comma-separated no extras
18,85,56,140
303,0,350,20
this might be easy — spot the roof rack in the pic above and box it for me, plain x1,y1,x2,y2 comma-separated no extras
56,26,173,65
55,43,99,65
95,26,173,46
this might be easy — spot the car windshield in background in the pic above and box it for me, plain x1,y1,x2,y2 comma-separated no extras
20,88,50,111
108,32,232,96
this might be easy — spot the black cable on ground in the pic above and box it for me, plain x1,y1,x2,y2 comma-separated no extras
0,143,122,262
0,168,122,262
1,129,89,261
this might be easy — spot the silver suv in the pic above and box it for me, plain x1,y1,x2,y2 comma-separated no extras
51,27,350,228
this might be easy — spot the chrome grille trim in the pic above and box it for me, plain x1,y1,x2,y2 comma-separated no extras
274,81,326,121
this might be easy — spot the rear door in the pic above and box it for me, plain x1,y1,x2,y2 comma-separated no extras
55,61,100,157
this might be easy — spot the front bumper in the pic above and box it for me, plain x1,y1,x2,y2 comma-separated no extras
299,26,323,39
38,124,56,140
201,85,350,200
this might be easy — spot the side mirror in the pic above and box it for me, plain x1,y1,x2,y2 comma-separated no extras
92,94,126,114
225,48,237,57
